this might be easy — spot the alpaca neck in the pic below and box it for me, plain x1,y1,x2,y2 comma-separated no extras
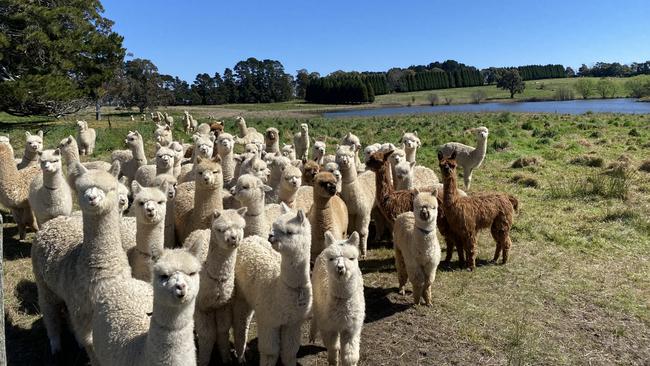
173,158,182,178
328,273,360,299
442,171,460,207
396,174,413,190
278,184,298,207
194,184,223,225
219,150,235,184
242,195,265,216
0,152,19,203
43,169,66,190
374,162,395,200
204,245,237,305
471,136,488,163
314,194,333,210
340,164,358,184
82,206,129,284
147,300,196,363
280,254,310,289
136,218,165,261
132,142,146,163
22,148,39,164
155,162,173,176
266,141,279,153
164,201,176,248
238,123,247,137
405,147,417,163
62,146,80,166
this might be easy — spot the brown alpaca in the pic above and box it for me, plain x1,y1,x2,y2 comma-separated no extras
438,151,518,270
302,159,320,187
308,172,349,261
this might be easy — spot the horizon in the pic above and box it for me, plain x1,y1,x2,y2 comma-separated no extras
103,0,650,82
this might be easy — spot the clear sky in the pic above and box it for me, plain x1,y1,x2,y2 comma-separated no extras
102,0,650,82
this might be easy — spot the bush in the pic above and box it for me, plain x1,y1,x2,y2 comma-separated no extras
470,90,487,104
547,168,634,200
624,76,650,98
492,140,510,151
629,128,641,137
521,121,535,130
554,86,575,101
511,156,543,168
444,97,453,105
639,160,650,173
570,155,604,167
574,78,595,99
595,78,617,98
429,93,440,106
510,174,540,188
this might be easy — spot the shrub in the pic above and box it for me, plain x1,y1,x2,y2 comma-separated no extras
429,93,440,106
639,160,650,172
570,155,604,167
510,174,539,188
470,90,487,104
492,140,510,151
498,111,513,123
444,97,453,105
574,78,595,99
554,86,575,101
629,128,641,137
521,121,535,130
511,156,543,168
547,168,634,200
595,78,617,98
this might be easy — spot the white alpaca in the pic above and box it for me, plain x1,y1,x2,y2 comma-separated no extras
401,131,421,163
1,143,40,239
387,148,406,189
341,132,364,172
312,140,327,165
28,149,73,227
111,131,148,184
134,143,175,186
323,161,342,194
230,174,279,238
216,133,236,187
183,110,198,133
178,133,215,184
232,205,312,365
153,174,178,248
282,143,297,161
336,145,375,257
393,191,441,306
239,155,271,184
267,155,292,203
310,232,365,366
17,130,43,169
265,127,280,154
363,143,381,164
76,121,96,155
438,126,489,190
182,208,247,366
393,160,440,191
167,141,184,178
293,123,310,160
234,116,264,145
154,123,173,146
57,136,111,188
276,165,314,213
164,111,174,126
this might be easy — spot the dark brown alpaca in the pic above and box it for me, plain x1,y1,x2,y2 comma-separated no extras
302,159,320,186
438,151,518,270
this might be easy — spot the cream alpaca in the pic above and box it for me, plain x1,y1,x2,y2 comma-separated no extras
323,161,342,194
183,110,198,133
28,149,73,227
154,123,173,146
178,133,215,183
58,136,111,188
293,123,310,160
76,121,96,155
393,191,441,305
310,232,365,366
336,145,375,257
309,172,349,261
169,141,184,178
393,160,440,191
216,133,236,187
312,140,327,165
234,116,264,145
267,155,292,203
341,132,364,172
265,127,280,154
230,174,279,238
438,126,489,190
174,157,223,243
239,155,270,184
0,144,40,239
153,174,178,248
17,130,43,169
388,148,406,189
277,165,314,212
232,205,312,365
281,143,297,161
134,143,175,186
401,131,421,163
112,131,147,184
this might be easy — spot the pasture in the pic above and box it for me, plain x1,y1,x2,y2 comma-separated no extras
1,109,649,365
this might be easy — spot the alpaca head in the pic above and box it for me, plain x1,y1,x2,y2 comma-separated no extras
322,162,341,186
335,145,355,171
71,161,120,215
168,141,185,164
25,131,43,154
152,247,201,307
313,141,326,159
38,149,62,174
401,131,421,150
154,144,175,170
437,150,458,178
265,127,279,145
154,124,173,146
153,174,178,200
468,126,489,141
211,208,247,249
322,231,360,282
231,174,272,205
193,134,215,159
117,176,130,214
364,143,381,163
301,160,320,186
282,144,296,160
280,165,302,192
388,148,406,166
76,120,88,132
124,131,142,150
413,191,438,230
210,121,225,137
132,180,168,225
244,143,260,157
269,203,311,257
241,156,270,183
394,160,415,188
194,156,223,189
58,135,76,153
365,150,393,172
313,172,338,198
196,123,211,136
216,133,235,155
341,132,361,152
235,116,245,127
299,123,309,134
0,136,12,157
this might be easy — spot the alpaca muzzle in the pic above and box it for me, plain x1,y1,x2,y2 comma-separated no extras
420,209,431,221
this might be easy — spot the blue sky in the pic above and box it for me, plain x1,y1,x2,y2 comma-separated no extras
102,0,650,82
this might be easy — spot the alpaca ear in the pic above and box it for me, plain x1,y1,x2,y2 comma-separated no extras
236,207,248,217
209,134,216,143
212,155,222,164
196,156,203,164
280,202,291,214
450,150,457,160
69,161,88,179
156,142,162,150
165,125,171,131
229,186,237,196
37,130,43,138
25,131,31,138
437,151,443,161
324,231,336,247
53,149,61,156
262,185,273,193
184,238,202,259
383,149,394,160
109,160,121,178
295,209,306,224
67,135,73,143
414,131,418,136
212,209,222,220
347,231,360,248
131,180,143,195
157,181,169,196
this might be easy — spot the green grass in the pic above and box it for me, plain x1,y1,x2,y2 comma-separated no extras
2,110,650,364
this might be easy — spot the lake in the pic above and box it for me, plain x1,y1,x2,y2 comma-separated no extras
323,98,650,118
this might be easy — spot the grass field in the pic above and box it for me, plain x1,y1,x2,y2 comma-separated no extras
2,109,650,365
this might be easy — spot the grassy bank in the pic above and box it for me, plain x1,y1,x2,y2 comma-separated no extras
2,111,650,365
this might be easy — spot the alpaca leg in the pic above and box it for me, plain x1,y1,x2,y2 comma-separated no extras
464,168,473,190
466,237,477,271
321,330,340,366
215,306,234,364
11,208,26,240
280,322,302,366
357,214,371,258
309,316,318,343
409,265,425,305
394,246,408,295
195,310,217,366
340,329,361,366
455,236,466,268
36,281,64,354
443,238,454,265
423,262,436,306
257,324,280,366
232,298,253,363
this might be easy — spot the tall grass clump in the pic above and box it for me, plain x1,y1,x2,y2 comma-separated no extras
547,167,635,200
471,90,487,104
554,86,575,101
429,93,440,106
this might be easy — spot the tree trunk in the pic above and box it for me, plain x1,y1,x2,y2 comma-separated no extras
510,90,515,98
95,101,101,121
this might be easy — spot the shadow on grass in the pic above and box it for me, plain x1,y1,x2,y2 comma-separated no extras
2,224,33,260
15,280,39,316
363,286,411,324
239,338,326,365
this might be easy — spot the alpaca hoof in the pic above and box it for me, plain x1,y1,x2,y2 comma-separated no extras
466,267,474,272
489,259,497,264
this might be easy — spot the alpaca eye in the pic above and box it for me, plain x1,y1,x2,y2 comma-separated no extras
349,257,355,261
160,274,169,281
189,272,197,276
329,258,335,261
158,201,163,205
139,202,144,206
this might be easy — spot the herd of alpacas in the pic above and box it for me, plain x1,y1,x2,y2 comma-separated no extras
0,113,518,366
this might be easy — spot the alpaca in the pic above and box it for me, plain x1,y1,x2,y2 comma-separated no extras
312,140,327,165
363,143,381,164
183,110,198,133
127,181,168,282
293,123,310,160
393,191,441,305
387,148,406,189
17,130,43,169
154,123,173,146
112,131,147,184
341,132,364,172
174,156,223,243
0,135,14,157
309,172,349,261
230,174,281,238
265,127,280,154
267,155,292,203
393,160,440,191
164,111,174,126
302,160,320,186
336,145,375,257
216,133,236,187
169,141,185,178
31,161,130,358
28,149,73,227
57,135,112,188
153,174,178,248
183,208,247,366
439,126,489,190
323,161,342,194
134,143,175,186
210,121,225,137
401,131,421,163
178,133,216,184
232,205,312,365
239,155,270,184
76,121,96,155
282,143,297,161
0,144,40,239
438,151,518,270
310,231,365,366
276,165,314,213
234,116,264,145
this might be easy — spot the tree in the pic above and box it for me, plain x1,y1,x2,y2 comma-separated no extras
578,64,591,77
0,0,125,116
565,67,576,77
497,69,525,98
122,59,163,112
573,78,595,99
595,78,617,98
